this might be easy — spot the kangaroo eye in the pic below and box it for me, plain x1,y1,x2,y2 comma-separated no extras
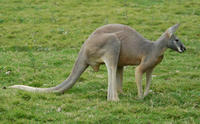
175,39,179,42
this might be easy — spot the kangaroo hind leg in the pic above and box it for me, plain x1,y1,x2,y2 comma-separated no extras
116,66,123,94
144,68,153,97
135,65,145,99
103,35,121,101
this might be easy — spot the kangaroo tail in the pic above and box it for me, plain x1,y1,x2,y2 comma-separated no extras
9,50,88,93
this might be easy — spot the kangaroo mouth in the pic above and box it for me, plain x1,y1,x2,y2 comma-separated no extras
177,46,186,53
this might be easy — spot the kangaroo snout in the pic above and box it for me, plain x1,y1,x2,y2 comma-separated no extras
180,45,186,53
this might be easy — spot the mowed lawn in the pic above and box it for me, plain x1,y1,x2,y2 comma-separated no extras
0,0,200,123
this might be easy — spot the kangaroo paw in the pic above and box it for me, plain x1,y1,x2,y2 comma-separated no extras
144,90,153,97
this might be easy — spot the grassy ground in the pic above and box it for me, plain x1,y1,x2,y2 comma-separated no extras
0,0,200,123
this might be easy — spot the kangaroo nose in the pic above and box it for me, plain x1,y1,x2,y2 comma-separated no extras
181,45,186,52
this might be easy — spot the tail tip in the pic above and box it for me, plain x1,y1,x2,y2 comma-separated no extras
2,86,7,89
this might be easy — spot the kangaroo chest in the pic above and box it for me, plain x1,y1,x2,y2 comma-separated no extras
154,55,164,65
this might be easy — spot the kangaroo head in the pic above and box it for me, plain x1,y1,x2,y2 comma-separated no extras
166,24,186,53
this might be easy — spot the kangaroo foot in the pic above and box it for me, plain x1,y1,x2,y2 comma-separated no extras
107,92,119,101
144,90,153,97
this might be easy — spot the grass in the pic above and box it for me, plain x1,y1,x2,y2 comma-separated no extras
0,0,200,123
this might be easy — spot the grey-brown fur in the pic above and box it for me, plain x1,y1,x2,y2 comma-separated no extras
10,24,186,101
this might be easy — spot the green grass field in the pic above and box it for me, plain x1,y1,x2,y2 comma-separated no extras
0,0,200,123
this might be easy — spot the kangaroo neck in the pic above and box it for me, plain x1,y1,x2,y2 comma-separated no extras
154,33,169,56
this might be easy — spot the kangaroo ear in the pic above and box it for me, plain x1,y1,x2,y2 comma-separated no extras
166,24,180,38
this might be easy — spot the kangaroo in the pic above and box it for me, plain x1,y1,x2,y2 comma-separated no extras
9,24,186,101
